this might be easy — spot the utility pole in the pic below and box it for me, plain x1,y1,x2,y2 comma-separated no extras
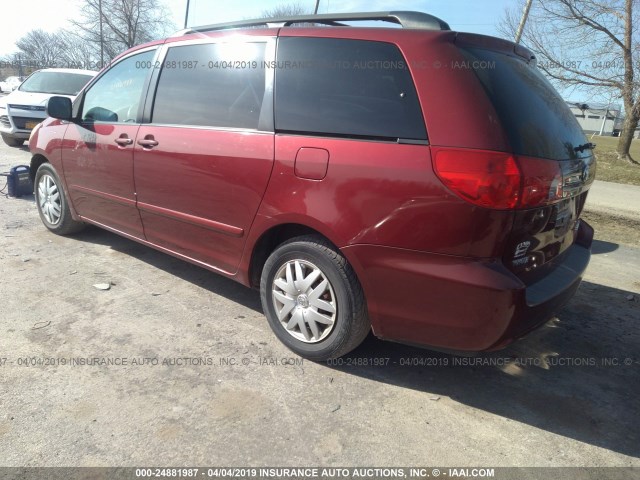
515,0,533,44
184,0,190,28
17,53,23,78
314,0,320,14
598,106,609,136
99,0,104,68
599,93,616,136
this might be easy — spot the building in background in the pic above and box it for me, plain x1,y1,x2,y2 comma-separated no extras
567,102,622,136
567,101,640,138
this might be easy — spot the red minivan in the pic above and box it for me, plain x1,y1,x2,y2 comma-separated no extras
29,11,594,360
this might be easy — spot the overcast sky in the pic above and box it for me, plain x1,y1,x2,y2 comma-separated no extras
0,0,514,56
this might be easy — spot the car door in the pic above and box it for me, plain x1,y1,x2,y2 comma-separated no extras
134,39,275,275
62,48,156,239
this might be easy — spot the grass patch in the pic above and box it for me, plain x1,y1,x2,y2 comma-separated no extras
585,134,640,186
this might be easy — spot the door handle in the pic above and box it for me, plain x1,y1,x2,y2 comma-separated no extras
137,136,159,148
114,135,133,146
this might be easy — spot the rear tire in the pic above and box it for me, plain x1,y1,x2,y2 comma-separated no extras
1,133,24,147
260,235,370,361
34,163,85,235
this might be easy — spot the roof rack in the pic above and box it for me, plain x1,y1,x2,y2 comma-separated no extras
178,11,451,35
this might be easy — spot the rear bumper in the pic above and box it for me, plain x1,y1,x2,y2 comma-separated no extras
341,221,592,351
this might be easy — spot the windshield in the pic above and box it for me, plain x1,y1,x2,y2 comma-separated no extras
19,71,94,95
460,47,589,161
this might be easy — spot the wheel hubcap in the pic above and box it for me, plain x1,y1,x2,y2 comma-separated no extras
37,174,62,225
272,259,337,343
296,294,309,308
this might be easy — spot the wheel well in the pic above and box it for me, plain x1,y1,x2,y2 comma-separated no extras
30,155,48,184
249,224,334,288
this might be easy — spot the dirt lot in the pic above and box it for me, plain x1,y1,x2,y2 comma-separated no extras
0,139,639,470
581,210,640,248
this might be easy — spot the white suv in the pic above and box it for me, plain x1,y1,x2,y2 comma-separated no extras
0,68,96,147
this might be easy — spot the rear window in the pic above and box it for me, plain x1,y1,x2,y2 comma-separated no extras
460,47,588,161
19,71,94,95
276,37,426,141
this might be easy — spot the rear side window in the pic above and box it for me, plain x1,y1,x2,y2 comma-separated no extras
460,47,588,161
275,37,426,141
152,42,266,129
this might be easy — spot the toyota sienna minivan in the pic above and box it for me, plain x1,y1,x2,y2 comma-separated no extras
29,11,595,360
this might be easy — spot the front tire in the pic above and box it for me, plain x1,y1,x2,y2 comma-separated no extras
1,133,24,147
34,163,85,235
260,235,370,361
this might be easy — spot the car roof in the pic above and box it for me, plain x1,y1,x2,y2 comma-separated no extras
113,11,459,64
176,11,450,33
161,25,453,50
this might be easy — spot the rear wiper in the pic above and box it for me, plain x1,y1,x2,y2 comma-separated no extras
574,143,596,153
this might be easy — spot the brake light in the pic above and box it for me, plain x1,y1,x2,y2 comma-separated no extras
433,148,563,210
518,156,563,207
433,149,521,209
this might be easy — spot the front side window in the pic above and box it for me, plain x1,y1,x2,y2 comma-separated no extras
82,50,155,123
275,38,427,141
152,42,267,129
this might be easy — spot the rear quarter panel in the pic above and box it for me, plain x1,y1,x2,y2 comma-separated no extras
255,135,477,254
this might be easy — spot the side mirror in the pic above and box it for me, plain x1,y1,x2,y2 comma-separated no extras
84,107,118,123
46,96,72,121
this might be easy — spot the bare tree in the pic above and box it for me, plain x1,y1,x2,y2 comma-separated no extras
15,30,67,68
14,29,99,71
261,3,311,18
499,0,640,163
71,0,175,64
58,30,97,69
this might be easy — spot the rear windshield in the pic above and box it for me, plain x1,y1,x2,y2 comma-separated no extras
19,71,94,96
460,47,588,161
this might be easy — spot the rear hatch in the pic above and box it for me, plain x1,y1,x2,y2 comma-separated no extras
455,34,595,285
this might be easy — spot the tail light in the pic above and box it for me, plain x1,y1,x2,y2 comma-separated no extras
433,148,563,210
518,157,563,208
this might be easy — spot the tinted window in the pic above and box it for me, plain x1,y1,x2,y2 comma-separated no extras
19,71,94,95
152,43,267,129
275,38,426,141
460,47,588,160
82,50,154,123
